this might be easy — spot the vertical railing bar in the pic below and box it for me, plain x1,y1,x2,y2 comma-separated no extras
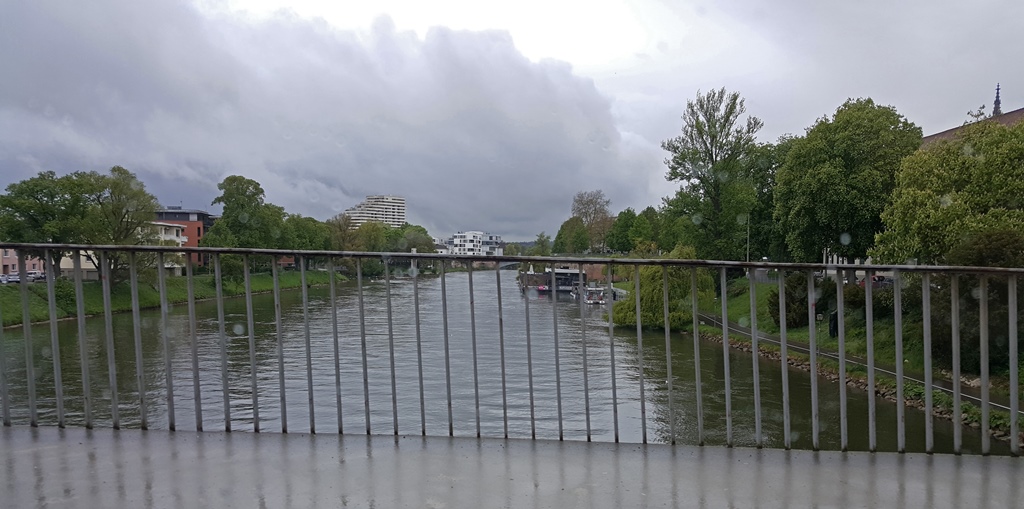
496,267,509,439
894,270,905,453
836,271,847,451
922,273,934,453
73,251,92,428
440,261,453,436
1008,275,1019,457
0,261,8,426
300,257,316,434
271,261,287,433
524,268,536,440
607,262,619,443
468,265,480,438
127,252,144,430
45,249,65,427
951,275,962,454
242,255,260,432
328,258,344,434
0,269,7,426
551,268,564,440
634,265,647,444
157,253,175,431
412,258,425,436
213,254,231,432
778,271,791,449
720,268,732,447
18,254,37,426
980,276,990,455
749,270,762,448
384,258,398,436
98,252,118,429
807,271,819,450
865,269,877,452
662,267,674,445
690,268,704,446
356,259,371,435
580,265,591,442
186,259,202,431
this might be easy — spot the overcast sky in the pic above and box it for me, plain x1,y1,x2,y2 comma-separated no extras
1,1,1021,240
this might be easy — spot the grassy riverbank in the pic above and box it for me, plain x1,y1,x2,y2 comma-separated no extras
692,277,1023,440
0,271,338,327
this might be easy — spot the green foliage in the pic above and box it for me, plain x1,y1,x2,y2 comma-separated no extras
611,245,715,330
530,232,551,256
285,214,330,252
571,190,612,251
661,88,763,261
208,175,290,250
873,120,1024,264
552,216,589,254
629,214,654,246
0,170,96,265
767,275,810,328
607,208,636,253
775,98,922,262
928,229,1024,374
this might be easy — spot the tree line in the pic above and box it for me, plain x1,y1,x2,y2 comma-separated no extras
0,170,436,282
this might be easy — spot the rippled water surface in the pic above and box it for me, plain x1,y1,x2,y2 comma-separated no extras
0,269,1009,454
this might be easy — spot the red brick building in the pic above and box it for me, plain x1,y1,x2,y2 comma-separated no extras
155,206,218,266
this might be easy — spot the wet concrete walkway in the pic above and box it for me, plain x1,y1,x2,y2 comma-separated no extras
2,426,1021,508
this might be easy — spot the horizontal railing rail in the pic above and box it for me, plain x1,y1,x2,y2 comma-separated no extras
0,242,1019,457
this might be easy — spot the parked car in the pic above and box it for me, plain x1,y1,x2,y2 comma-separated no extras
0,274,6,284
6,273,20,283
25,270,45,282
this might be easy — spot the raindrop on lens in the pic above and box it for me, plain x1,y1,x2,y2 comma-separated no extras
691,213,704,225
238,212,249,224
738,316,750,327
839,233,852,246
971,287,982,300
939,195,953,208
232,323,245,335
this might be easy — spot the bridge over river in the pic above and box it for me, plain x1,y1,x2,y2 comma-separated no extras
1,243,1021,507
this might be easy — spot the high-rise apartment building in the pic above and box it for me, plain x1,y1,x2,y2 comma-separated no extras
344,195,407,228
437,231,503,256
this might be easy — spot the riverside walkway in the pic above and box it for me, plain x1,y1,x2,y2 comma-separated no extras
3,426,1021,508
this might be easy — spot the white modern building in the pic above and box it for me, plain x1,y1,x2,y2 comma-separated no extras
344,195,407,228
437,231,503,256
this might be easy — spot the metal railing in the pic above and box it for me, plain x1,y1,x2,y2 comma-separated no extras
0,242,1020,456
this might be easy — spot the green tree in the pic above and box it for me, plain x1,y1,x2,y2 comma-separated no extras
661,88,763,261
81,166,161,283
285,214,330,269
873,119,1024,264
530,232,551,256
208,176,290,250
503,243,521,256
553,216,589,254
606,208,636,253
571,190,612,251
326,213,359,251
774,98,921,263
0,171,96,268
628,214,653,247
745,138,796,262
611,245,715,329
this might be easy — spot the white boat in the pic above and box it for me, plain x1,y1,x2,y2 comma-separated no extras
572,287,606,305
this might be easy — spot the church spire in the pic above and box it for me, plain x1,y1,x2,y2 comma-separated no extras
993,83,1002,116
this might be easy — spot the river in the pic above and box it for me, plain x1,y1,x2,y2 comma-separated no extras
0,269,1009,455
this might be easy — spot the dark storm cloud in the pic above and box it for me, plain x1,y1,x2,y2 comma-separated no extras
600,0,1024,160
0,1,651,239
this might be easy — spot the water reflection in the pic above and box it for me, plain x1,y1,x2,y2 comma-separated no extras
0,269,1010,455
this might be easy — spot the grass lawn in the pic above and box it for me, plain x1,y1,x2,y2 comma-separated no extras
1,270,337,327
